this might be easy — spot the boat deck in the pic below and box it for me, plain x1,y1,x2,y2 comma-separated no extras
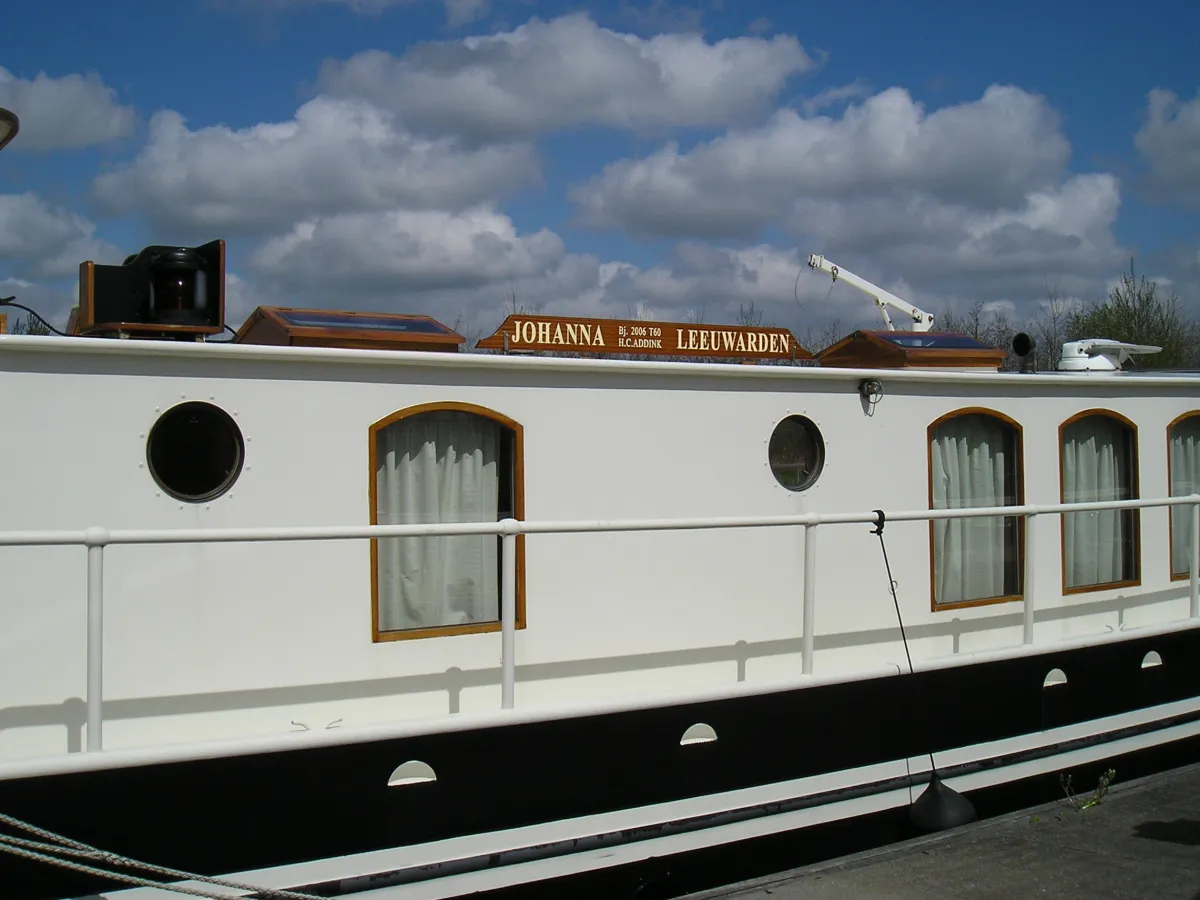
680,762,1200,900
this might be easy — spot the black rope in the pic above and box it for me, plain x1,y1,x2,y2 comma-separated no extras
1,298,239,343
201,324,240,343
871,510,940,789
871,512,978,828
0,297,69,336
871,509,914,677
794,269,838,311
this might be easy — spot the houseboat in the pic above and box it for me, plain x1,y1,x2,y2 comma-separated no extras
2,131,1200,900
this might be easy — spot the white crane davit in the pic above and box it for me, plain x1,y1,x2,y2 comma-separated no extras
806,254,935,333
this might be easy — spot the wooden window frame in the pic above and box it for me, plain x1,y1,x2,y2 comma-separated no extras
1058,409,1141,595
926,407,1025,611
368,401,526,643
1167,411,1200,582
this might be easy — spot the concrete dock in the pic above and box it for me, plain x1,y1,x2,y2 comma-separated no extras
679,763,1200,900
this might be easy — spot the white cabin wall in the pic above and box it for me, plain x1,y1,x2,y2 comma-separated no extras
0,344,1196,762
849,381,1194,663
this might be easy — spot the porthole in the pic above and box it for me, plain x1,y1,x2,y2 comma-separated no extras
146,401,244,502
769,415,825,492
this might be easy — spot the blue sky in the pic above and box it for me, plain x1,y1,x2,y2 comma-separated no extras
2,0,1198,343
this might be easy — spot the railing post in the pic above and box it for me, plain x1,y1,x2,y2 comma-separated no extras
1023,510,1037,645
84,527,109,752
802,518,818,675
500,519,519,710
1191,500,1199,620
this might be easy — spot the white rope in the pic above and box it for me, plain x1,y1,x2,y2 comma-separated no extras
0,810,325,899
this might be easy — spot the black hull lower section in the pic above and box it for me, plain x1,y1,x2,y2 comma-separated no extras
1,626,1199,900
477,736,1200,900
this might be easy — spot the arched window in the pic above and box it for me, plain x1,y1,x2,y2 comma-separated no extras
1060,410,1139,592
1168,412,1200,580
928,409,1024,609
369,402,525,642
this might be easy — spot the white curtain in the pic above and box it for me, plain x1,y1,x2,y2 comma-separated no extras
930,414,1018,606
1170,417,1200,577
1062,415,1135,589
375,411,502,633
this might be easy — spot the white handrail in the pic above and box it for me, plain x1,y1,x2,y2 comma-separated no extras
1023,512,1038,645
1,494,1197,751
802,523,817,676
86,530,105,753
500,524,519,710
1193,503,1199,620
2,494,1199,548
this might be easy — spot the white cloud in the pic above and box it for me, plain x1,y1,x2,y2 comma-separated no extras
26,26,1135,343
90,98,538,237
236,207,884,340
0,67,135,151
615,0,705,34
572,243,808,318
788,173,1121,269
444,0,490,26
799,80,872,116
567,83,1128,308
248,206,565,293
317,13,814,142
0,193,122,279
572,85,1072,239
223,271,263,331
1144,244,1200,309
759,179,1123,314
245,0,490,27
1134,88,1200,211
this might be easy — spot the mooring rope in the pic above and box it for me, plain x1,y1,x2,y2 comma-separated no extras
0,810,324,899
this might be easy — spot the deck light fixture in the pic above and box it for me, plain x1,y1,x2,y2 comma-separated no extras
857,378,884,415
0,107,19,153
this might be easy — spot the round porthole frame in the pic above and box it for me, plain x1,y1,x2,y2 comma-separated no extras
767,413,826,493
145,400,245,502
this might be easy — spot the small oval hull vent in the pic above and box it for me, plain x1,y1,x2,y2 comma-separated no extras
1043,668,1067,688
388,760,437,786
680,723,718,746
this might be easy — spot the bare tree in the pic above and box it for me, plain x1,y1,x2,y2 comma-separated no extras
1028,282,1073,371
794,317,844,356
938,299,986,340
934,288,1070,371
736,300,764,328
9,313,53,335
1065,258,1197,369
504,279,532,316
928,259,1200,372
450,310,484,354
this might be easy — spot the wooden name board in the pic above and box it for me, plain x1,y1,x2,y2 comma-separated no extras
477,314,810,360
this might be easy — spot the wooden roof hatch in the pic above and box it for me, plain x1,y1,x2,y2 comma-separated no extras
233,307,465,353
816,330,1008,370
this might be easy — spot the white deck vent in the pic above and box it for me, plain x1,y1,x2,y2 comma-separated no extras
387,760,438,786
1058,339,1161,372
680,723,718,746
1043,668,1068,688
1142,651,1163,669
